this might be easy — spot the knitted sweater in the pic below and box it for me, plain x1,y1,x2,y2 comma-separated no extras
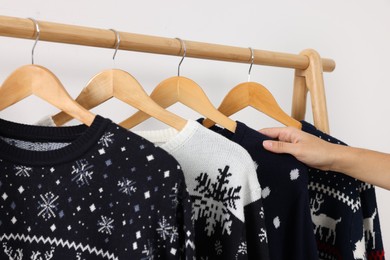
0,115,195,260
203,120,319,260
301,121,385,260
135,120,270,260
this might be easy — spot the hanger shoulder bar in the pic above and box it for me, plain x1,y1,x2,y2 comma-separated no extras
0,15,335,72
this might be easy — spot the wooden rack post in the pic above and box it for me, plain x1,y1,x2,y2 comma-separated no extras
292,49,329,133
0,15,335,132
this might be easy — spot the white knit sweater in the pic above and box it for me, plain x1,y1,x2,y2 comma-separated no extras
135,120,268,259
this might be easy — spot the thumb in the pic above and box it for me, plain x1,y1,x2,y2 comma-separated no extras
262,140,295,154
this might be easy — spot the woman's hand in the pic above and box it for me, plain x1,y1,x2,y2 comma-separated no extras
259,127,337,171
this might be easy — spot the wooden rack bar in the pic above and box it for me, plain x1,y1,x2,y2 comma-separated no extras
0,15,335,72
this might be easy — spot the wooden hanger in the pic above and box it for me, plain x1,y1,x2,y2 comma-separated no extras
0,19,95,125
203,47,302,129
52,29,186,130
120,76,237,132
202,81,302,129
52,69,187,130
0,64,96,126
120,38,237,132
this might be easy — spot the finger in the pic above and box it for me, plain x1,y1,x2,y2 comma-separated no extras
262,140,295,155
258,127,286,139
259,127,297,143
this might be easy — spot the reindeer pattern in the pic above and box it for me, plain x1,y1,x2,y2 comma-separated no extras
310,194,342,245
2,243,55,260
363,208,377,249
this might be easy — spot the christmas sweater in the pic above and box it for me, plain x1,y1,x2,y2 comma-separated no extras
0,115,195,260
135,120,270,260
301,121,385,260
202,119,318,260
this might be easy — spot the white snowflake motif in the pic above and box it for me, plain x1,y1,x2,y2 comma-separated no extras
117,177,137,196
37,192,59,220
192,165,241,236
76,252,86,260
71,159,94,187
273,216,281,229
97,215,115,235
14,165,32,177
236,241,247,257
98,132,115,147
141,240,156,260
156,216,172,240
290,168,300,180
258,228,268,243
169,183,179,208
259,207,265,219
169,226,179,243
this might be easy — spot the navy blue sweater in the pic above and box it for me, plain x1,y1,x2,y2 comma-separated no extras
203,120,318,260
302,121,385,260
0,115,195,260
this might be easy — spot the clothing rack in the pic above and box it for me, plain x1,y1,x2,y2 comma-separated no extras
0,15,335,133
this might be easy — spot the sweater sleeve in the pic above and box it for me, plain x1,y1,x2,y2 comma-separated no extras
243,195,270,260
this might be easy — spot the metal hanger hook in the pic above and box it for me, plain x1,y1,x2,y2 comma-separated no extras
175,37,186,76
109,29,121,61
248,47,254,82
28,18,40,65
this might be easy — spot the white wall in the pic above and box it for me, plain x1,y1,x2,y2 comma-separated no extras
1,0,389,253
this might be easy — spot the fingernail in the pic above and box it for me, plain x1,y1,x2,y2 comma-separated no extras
263,140,272,148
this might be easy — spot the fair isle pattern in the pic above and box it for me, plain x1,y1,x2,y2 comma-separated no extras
204,120,318,259
0,233,118,260
308,182,361,212
302,120,385,260
359,182,374,192
185,237,196,250
0,116,195,259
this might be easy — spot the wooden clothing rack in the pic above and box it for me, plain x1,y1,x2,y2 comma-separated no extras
0,15,335,133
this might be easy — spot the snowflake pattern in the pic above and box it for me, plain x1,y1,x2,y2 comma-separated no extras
98,132,115,147
169,226,179,243
71,159,94,187
259,207,265,219
290,168,300,180
236,241,247,257
14,165,32,177
117,177,137,196
76,252,86,260
141,240,156,260
258,228,268,243
37,192,59,220
169,183,179,208
193,165,242,236
156,216,172,241
97,215,114,235
0,119,197,259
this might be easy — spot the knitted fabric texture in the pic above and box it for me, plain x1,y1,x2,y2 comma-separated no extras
135,120,270,260
0,115,195,259
301,121,385,260
204,120,318,260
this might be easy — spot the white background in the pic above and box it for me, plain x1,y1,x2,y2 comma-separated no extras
1,0,389,254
